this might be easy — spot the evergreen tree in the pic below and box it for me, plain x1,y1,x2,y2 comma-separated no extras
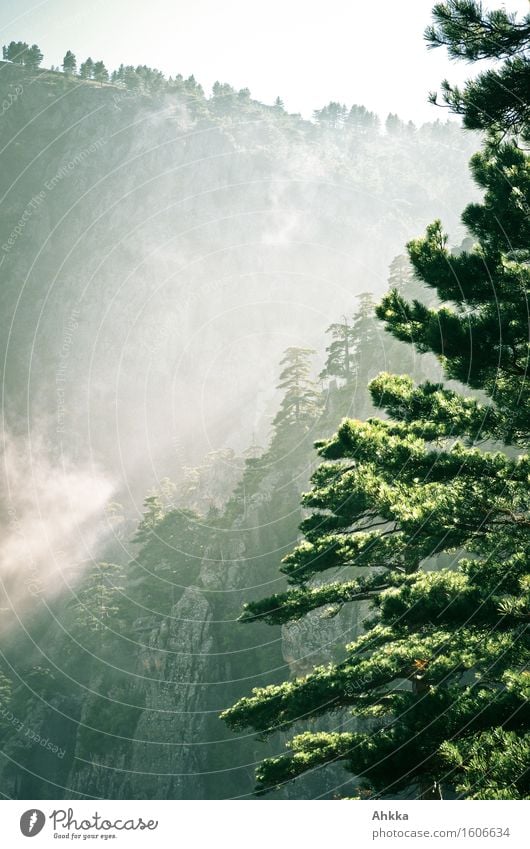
110,64,126,87
387,254,413,292
222,404,530,797
79,57,94,79
385,112,406,134
378,135,530,444
62,50,77,75
222,1,530,799
319,317,356,382
112,65,143,91
93,60,109,84
313,102,348,128
184,74,204,98
319,295,377,386
2,41,28,64
426,0,530,138
211,81,237,115
128,500,203,615
133,494,166,544
272,347,321,433
24,44,43,69
346,104,380,135
348,294,379,387
134,65,165,94
68,561,125,652
2,39,43,69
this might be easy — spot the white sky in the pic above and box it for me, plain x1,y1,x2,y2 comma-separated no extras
1,0,529,122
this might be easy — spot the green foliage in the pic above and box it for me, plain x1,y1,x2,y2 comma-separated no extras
426,1,530,137
24,44,43,70
386,113,415,135
222,0,530,799
223,392,530,794
128,503,204,616
427,1,530,59
68,561,126,652
320,294,376,384
3,41,29,64
133,495,166,544
62,50,76,74
2,41,42,68
440,729,530,799
377,137,530,444
346,105,380,135
79,57,94,79
110,64,166,93
272,347,321,433
313,102,348,128
369,373,498,442
93,60,109,83
320,320,356,382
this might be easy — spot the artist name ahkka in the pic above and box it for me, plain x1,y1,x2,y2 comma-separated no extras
372,811,409,820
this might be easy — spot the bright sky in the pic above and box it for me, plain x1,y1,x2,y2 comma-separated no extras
1,0,529,122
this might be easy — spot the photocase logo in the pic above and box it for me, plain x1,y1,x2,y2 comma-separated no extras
20,809,45,837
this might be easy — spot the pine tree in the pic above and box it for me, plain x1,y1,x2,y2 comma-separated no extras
346,105,380,136
387,254,414,293
134,65,165,94
222,1,530,799
93,60,109,84
272,347,321,433
110,64,125,87
2,41,28,64
127,500,203,616
320,295,377,386
2,40,43,69
319,293,385,423
319,317,356,383
313,102,348,128
385,113,406,135
79,57,94,79
68,561,125,652
122,65,141,90
377,147,530,443
62,50,77,75
24,44,43,70
426,0,530,138
221,406,530,797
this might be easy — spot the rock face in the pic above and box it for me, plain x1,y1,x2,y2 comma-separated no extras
128,589,214,798
123,521,289,799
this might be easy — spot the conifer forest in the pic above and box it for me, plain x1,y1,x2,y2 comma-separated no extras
0,0,529,802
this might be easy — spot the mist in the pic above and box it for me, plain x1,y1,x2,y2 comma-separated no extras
0,430,114,619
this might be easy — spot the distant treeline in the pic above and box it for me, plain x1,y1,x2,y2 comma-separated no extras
2,39,421,133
